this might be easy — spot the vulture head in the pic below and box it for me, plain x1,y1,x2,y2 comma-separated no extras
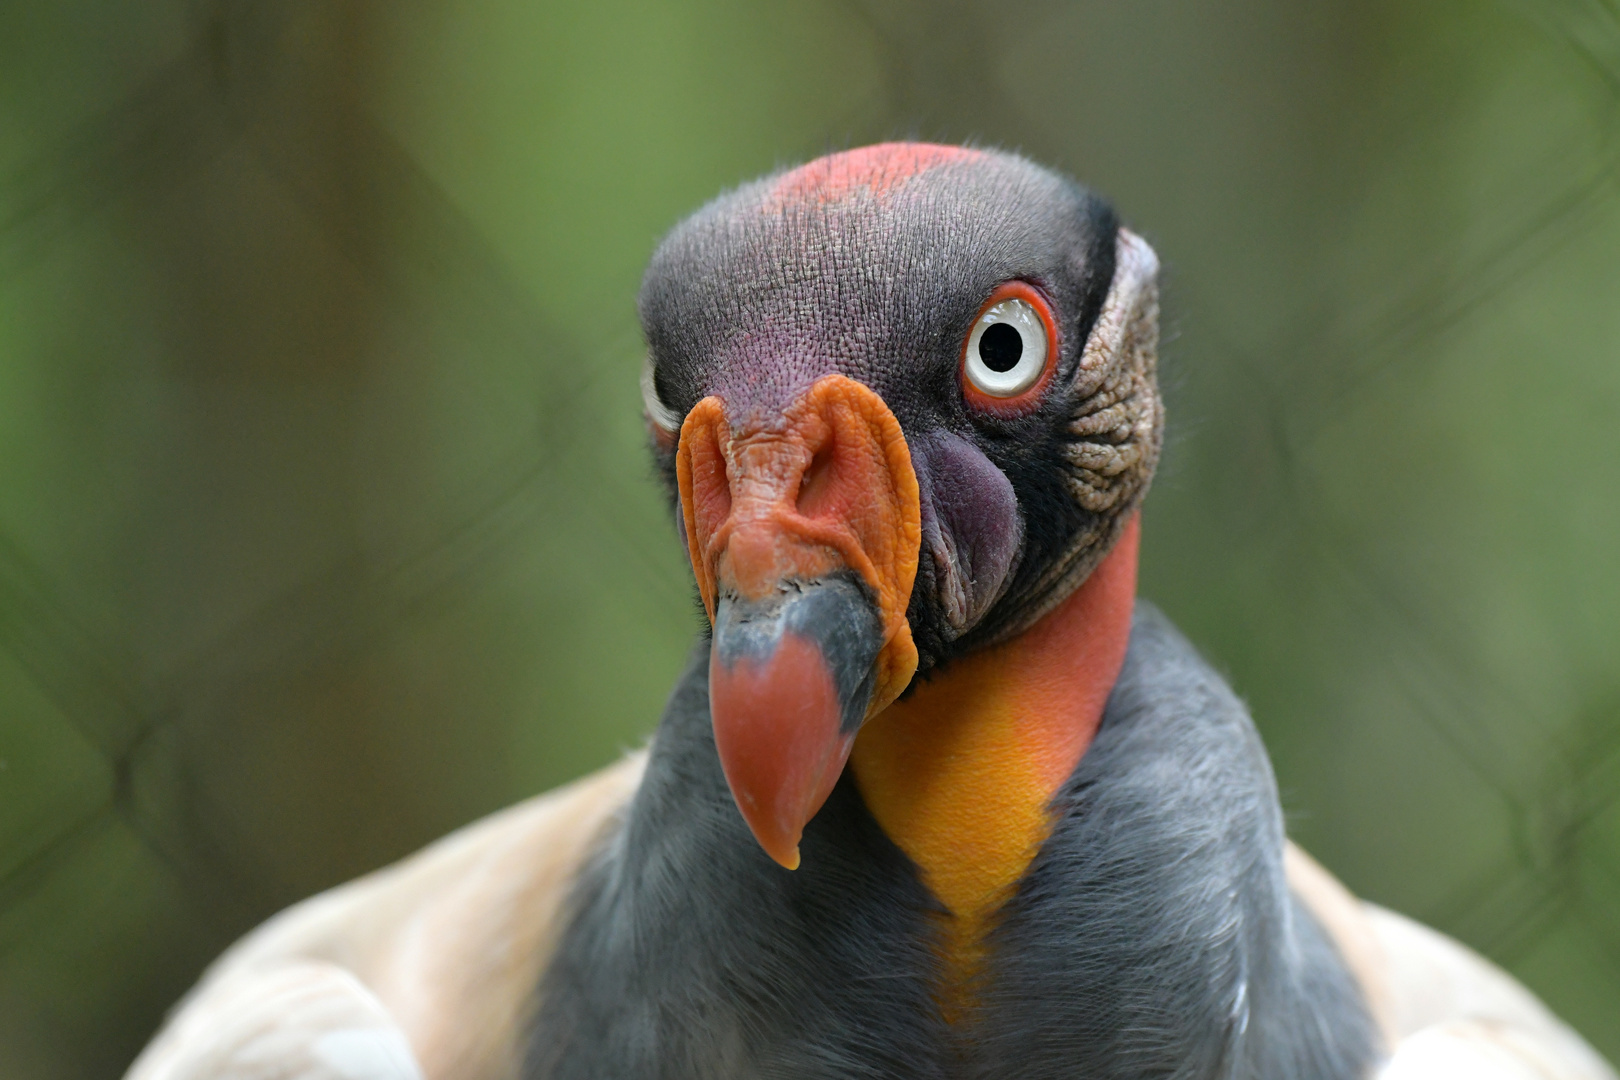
640,143,1163,869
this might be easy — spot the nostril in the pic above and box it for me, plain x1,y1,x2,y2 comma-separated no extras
797,443,837,517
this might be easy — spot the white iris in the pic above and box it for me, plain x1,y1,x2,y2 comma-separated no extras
964,298,1048,398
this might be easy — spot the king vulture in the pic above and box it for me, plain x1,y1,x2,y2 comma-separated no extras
125,144,1617,1080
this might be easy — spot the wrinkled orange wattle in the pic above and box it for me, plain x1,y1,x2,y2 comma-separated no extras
676,375,922,868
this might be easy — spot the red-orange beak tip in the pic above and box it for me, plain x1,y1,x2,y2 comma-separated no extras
708,581,878,869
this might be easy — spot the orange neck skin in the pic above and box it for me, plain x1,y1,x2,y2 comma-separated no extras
849,514,1140,995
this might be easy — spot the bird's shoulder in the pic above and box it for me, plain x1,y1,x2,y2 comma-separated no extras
125,750,647,1080
1365,902,1617,1079
1287,841,1616,1079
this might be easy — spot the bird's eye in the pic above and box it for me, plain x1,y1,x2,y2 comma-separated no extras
961,282,1056,409
641,351,683,439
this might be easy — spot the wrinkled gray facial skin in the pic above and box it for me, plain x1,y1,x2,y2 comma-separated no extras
639,145,1133,677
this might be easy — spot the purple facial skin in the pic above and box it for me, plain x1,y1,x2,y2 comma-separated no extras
910,429,1022,637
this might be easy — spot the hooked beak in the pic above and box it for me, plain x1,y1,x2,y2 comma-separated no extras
676,375,922,868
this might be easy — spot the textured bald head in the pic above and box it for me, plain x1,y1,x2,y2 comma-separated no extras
642,143,1162,676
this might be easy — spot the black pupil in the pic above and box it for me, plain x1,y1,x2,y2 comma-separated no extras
978,322,1024,373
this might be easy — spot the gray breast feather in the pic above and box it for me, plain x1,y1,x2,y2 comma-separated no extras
529,603,1378,1078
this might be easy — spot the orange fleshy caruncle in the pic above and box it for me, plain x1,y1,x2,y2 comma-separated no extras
677,375,922,867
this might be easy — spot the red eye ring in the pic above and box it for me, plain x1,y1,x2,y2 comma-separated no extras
959,280,1060,416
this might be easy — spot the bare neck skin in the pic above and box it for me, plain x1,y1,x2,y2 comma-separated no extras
850,514,1140,992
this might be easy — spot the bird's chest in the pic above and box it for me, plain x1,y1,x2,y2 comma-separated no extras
528,612,1377,1080
849,661,1097,999
530,529,1376,1079
848,530,1135,997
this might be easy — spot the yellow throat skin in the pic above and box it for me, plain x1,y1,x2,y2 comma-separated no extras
850,515,1140,1004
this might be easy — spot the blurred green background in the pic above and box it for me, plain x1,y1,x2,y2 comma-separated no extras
1,0,1617,1074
